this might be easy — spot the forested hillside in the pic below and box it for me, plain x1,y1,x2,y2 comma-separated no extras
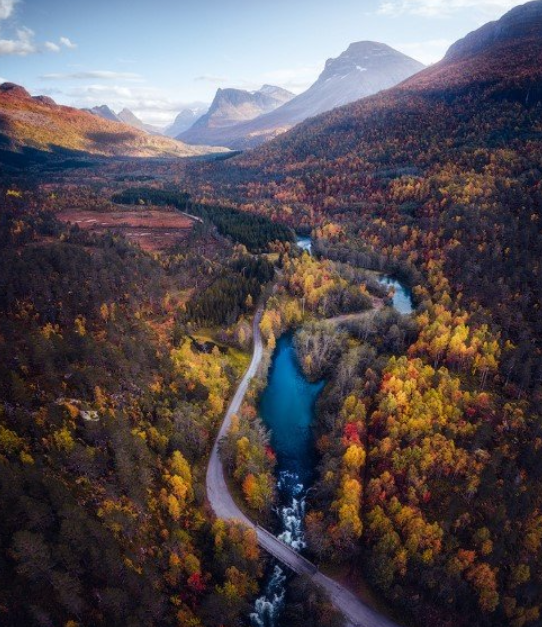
0,185,280,627
188,3,542,626
0,82,223,167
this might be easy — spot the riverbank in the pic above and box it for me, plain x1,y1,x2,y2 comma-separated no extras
205,302,402,627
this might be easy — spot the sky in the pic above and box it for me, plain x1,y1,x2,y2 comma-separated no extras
0,0,530,126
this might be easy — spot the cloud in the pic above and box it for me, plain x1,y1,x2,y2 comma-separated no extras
0,1,76,56
261,64,323,93
44,36,77,53
40,70,144,82
59,36,76,49
193,64,322,95
44,41,60,52
0,1,33,57
0,0,17,20
194,75,229,84
378,0,526,18
394,38,452,64
0,26,36,56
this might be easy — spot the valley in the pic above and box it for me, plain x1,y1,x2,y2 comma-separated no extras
1,1,542,627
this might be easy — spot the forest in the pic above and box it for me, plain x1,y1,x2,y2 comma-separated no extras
0,185,280,627
181,22,542,627
2,4,542,626
113,186,295,252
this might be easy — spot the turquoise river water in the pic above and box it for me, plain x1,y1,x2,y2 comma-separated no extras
250,241,413,627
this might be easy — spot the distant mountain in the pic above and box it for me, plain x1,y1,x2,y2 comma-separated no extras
0,83,226,161
89,104,121,123
164,105,209,138
117,108,162,135
178,85,294,145
186,42,424,149
192,4,542,626
202,1,542,220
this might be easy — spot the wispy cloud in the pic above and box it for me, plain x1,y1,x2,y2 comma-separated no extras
0,0,35,57
40,70,144,82
44,40,60,52
194,75,229,84
378,0,525,18
0,0,17,20
43,82,208,126
0,26,35,56
261,64,322,93
0,1,77,56
193,64,321,95
59,36,76,49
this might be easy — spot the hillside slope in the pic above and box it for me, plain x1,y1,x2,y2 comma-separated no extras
192,3,542,625
0,83,224,159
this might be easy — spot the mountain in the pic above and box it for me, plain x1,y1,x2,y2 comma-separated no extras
89,104,122,122
215,2,541,177
164,104,209,138
178,84,295,146
186,42,424,149
86,106,162,135
192,3,542,626
0,83,226,161
117,108,162,135
445,0,542,61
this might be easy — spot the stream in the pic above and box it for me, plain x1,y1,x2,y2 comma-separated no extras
249,239,413,627
249,334,324,627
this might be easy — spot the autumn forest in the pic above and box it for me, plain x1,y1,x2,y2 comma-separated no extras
1,1,542,627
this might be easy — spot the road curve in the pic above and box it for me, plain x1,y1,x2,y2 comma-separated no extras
205,309,401,627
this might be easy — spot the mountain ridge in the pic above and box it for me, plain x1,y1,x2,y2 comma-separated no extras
181,41,424,149
0,83,226,160
164,104,209,137
178,84,295,145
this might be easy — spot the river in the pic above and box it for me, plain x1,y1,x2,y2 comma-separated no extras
250,239,413,627
377,276,413,315
250,334,324,626
295,236,312,255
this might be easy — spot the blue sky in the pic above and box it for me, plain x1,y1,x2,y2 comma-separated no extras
0,0,529,125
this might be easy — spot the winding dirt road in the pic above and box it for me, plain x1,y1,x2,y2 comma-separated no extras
206,309,401,627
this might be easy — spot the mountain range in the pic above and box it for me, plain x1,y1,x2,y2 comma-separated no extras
163,104,209,137
177,84,294,146
49,43,424,151
215,0,542,184
88,105,162,135
179,42,424,149
0,83,224,162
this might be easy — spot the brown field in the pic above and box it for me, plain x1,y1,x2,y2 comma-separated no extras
57,209,195,252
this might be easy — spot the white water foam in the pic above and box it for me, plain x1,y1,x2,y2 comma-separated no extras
250,470,307,627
